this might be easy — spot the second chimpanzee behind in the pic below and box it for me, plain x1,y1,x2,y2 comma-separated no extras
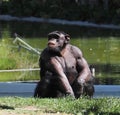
34,31,94,98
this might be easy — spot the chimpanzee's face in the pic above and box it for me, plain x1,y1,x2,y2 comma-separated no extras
47,33,66,52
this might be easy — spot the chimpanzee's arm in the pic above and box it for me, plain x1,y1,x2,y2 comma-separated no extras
50,57,75,97
39,56,46,79
72,46,92,84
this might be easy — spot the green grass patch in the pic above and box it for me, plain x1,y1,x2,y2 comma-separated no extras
0,97,119,115
0,37,40,69
0,58,16,70
0,71,39,81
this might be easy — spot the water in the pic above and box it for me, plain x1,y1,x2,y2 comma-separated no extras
0,82,119,97
0,20,120,85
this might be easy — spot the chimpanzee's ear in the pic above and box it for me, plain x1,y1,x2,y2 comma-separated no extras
65,34,70,43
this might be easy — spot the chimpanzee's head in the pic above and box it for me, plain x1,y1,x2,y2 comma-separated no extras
47,31,70,52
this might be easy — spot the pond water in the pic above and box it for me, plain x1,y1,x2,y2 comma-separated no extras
0,82,120,97
0,20,120,85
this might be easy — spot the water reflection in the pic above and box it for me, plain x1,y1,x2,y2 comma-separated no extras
0,21,120,84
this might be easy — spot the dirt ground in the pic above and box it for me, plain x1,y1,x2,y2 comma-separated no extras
0,106,72,115
0,111,71,115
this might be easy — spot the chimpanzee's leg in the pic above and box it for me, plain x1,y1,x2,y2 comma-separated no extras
34,75,64,98
34,77,51,97
72,81,84,98
72,77,94,98
84,80,94,98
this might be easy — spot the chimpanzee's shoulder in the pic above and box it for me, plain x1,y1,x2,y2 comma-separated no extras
70,45,82,53
41,48,49,55
69,44,83,57
40,48,50,59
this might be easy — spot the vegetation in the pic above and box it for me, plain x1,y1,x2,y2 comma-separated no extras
0,33,40,81
0,37,39,70
1,0,120,25
0,36,119,69
0,2,119,115
0,34,119,83
0,97,119,115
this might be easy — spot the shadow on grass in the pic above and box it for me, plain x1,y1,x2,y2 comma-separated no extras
0,105,14,110
85,105,120,115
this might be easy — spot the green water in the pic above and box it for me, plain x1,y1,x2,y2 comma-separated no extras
0,21,120,84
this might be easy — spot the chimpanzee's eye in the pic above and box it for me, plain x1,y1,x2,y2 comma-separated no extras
56,39,59,42
48,35,59,41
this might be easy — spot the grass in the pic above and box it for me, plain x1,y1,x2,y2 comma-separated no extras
0,97,119,115
0,36,40,81
0,37,40,70
0,71,39,81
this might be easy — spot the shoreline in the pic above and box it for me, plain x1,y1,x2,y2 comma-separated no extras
0,14,120,29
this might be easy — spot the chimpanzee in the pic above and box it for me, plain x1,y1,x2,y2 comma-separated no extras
34,31,94,98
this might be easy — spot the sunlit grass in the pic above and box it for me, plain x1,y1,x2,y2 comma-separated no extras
0,97,119,115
